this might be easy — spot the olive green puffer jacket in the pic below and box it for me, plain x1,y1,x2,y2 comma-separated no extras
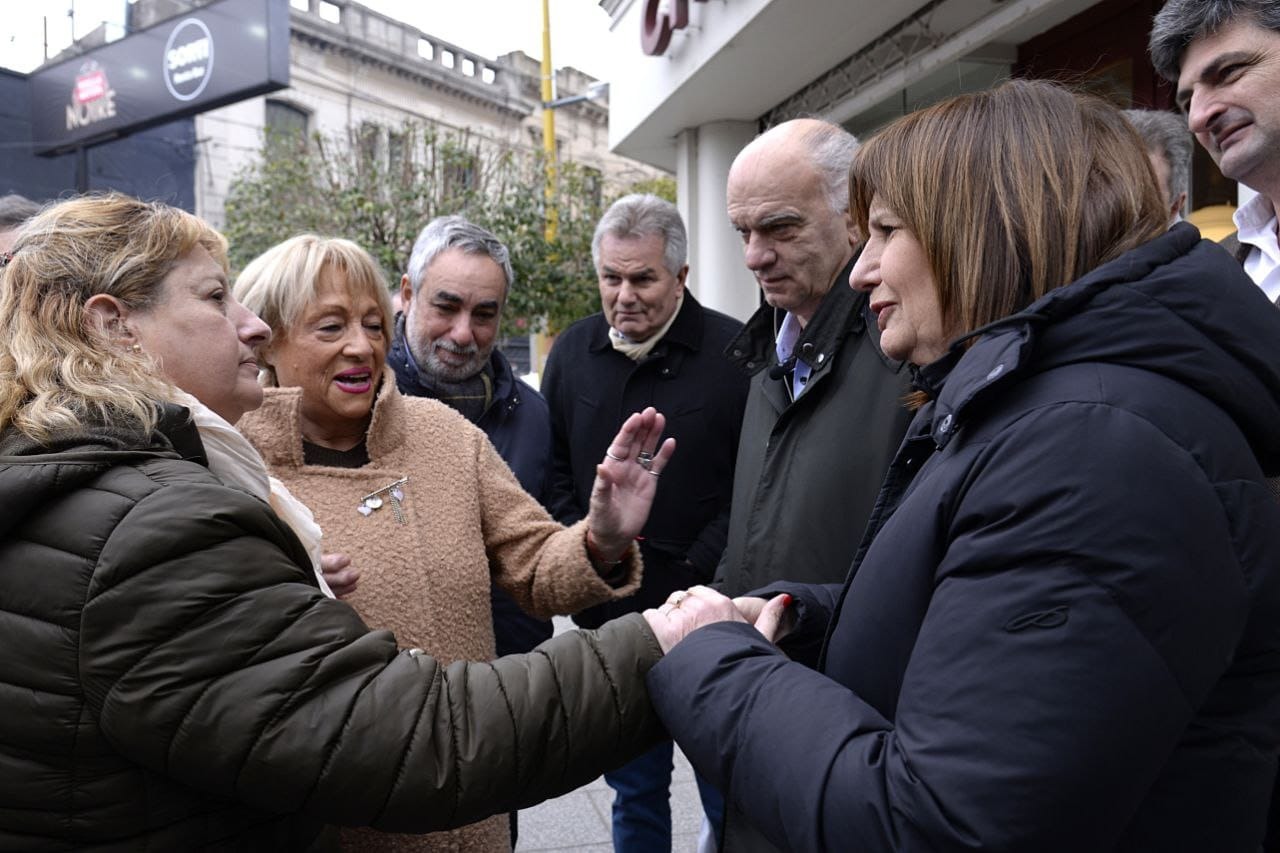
0,415,664,851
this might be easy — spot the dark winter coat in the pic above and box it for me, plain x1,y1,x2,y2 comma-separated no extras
714,263,913,597
649,225,1280,851
543,291,749,625
389,323,555,656
0,410,664,851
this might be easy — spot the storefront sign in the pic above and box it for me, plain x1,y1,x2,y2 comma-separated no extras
642,0,707,56
30,0,288,154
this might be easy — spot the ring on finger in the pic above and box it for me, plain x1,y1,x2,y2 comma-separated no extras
646,468,661,478
636,449,654,470
604,449,626,462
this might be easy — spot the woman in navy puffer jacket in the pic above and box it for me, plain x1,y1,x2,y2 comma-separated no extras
643,80,1280,852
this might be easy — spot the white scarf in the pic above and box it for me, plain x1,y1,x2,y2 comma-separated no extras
609,293,684,361
174,392,334,597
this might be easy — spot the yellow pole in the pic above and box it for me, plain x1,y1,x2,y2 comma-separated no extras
540,0,558,243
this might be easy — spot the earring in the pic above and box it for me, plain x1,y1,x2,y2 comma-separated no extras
131,344,143,353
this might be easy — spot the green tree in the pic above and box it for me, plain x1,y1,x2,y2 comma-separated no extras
223,121,661,336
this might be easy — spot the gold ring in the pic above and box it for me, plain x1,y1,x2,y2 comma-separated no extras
604,450,626,462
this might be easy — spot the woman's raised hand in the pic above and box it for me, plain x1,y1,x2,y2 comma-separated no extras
585,407,676,560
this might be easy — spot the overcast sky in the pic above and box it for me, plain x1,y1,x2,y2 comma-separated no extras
0,0,616,79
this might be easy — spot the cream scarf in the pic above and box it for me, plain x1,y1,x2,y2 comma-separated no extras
609,293,684,361
174,392,334,597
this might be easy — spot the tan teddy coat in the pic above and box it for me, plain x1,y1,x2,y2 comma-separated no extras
238,375,642,852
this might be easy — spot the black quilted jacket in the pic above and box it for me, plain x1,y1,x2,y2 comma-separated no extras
0,413,664,851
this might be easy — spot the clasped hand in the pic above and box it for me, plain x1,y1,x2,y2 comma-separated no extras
643,586,794,654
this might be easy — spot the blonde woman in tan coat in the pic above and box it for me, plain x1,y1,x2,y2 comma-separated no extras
234,235,671,852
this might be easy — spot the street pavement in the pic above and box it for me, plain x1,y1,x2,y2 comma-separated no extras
514,617,709,853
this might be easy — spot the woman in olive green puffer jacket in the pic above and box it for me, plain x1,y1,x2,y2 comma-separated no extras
0,194,667,851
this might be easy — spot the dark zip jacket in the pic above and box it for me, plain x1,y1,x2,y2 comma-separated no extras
650,225,1280,851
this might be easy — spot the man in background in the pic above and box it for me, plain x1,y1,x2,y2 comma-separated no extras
0,194,40,255
1150,0,1280,301
543,193,748,852
716,118,911,600
390,216,554,651
1150,2,1280,846
1123,108,1192,225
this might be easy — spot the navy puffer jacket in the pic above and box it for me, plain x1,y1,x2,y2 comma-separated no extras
649,225,1280,851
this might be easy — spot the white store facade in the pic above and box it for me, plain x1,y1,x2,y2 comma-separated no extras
598,0,1211,321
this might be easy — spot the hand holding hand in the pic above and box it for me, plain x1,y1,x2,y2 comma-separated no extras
321,552,360,598
586,407,676,560
643,585,792,653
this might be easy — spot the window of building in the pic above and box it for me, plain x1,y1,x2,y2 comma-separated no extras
265,99,309,141
417,38,433,60
357,121,380,168
481,67,496,84
440,49,454,69
388,129,407,174
584,167,604,209
444,151,478,198
318,1,340,24
462,57,476,76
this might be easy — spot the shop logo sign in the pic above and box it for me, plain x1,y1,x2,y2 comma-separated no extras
641,0,707,56
164,17,214,101
66,60,117,130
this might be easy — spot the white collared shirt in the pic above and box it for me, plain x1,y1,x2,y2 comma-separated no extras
1233,193,1280,304
775,311,813,400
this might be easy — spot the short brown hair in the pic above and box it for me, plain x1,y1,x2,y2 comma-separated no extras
0,193,227,441
849,79,1169,344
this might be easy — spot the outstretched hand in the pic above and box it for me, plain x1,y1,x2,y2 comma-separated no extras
585,407,676,559
643,585,793,654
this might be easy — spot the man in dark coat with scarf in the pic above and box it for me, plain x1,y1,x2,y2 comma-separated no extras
543,193,748,853
389,216,554,657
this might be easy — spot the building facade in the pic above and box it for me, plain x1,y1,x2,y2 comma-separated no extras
599,0,1228,320
194,0,665,230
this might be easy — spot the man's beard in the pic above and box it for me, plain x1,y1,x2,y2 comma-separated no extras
419,337,489,382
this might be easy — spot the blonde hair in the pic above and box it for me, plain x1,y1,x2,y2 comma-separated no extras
850,79,1169,345
233,235,393,386
0,193,228,441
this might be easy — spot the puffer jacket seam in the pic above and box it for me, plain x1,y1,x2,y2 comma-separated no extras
163,589,280,780
953,394,1237,708
215,595,335,795
298,656,386,816
531,646,574,788
369,656,445,827
580,629,625,755
446,662,467,824
489,660,522,802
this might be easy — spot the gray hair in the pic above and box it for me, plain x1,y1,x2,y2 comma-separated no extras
793,121,860,214
591,193,687,278
405,215,514,299
0,194,41,230
1150,0,1280,81
1122,109,1192,206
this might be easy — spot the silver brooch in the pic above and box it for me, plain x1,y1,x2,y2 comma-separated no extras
358,476,408,523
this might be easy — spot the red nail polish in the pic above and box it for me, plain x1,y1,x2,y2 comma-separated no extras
781,594,793,607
